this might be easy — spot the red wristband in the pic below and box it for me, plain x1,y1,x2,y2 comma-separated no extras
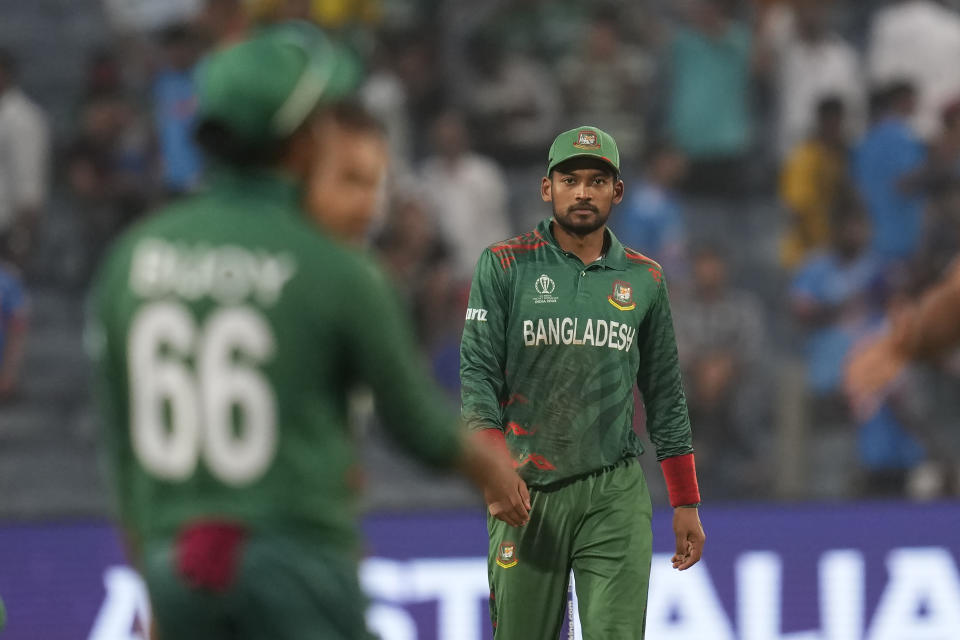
473,428,512,462
660,453,701,507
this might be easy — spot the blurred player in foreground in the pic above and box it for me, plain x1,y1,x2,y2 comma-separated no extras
846,259,960,406
306,102,388,245
88,23,527,640
461,126,705,639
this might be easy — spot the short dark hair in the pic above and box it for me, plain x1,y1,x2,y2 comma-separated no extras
550,157,619,182
195,101,384,167
194,118,287,167
330,101,385,137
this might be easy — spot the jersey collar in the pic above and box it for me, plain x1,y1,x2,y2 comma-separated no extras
538,217,629,271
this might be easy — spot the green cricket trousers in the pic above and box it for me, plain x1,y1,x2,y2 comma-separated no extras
487,457,653,640
144,534,374,640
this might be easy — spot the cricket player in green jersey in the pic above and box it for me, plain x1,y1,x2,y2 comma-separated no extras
88,23,529,640
461,126,706,639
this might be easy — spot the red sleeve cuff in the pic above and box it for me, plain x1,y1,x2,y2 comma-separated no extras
660,453,701,507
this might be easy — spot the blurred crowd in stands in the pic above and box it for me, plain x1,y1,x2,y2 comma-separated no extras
4,0,960,507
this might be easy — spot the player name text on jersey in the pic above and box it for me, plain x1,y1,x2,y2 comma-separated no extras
129,238,298,306
522,317,636,351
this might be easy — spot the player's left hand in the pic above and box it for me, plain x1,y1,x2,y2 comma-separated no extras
671,507,705,571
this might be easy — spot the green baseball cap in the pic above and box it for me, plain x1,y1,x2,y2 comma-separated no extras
196,21,362,146
546,126,621,176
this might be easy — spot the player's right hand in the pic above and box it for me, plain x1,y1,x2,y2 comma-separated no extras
461,431,531,527
483,468,531,528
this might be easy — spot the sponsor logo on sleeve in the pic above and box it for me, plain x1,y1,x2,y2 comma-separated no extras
465,308,488,322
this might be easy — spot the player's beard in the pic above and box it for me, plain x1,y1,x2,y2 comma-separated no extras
553,202,610,237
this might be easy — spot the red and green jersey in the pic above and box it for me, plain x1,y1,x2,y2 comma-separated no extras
88,168,463,552
460,218,693,487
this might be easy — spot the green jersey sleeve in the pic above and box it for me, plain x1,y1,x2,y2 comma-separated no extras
341,258,464,468
460,249,509,432
636,277,694,461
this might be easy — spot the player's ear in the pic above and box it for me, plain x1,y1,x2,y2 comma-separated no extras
612,178,624,205
541,175,553,202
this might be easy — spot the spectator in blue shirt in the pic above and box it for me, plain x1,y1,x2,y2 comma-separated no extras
792,207,926,493
855,377,927,496
669,0,753,198
152,24,203,196
0,235,27,402
791,207,885,395
611,140,689,280
853,81,927,262
849,284,931,498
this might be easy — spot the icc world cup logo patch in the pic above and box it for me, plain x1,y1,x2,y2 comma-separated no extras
535,274,555,295
533,274,559,304
497,541,519,569
608,280,636,311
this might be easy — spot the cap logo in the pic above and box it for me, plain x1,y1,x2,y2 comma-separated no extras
574,130,600,149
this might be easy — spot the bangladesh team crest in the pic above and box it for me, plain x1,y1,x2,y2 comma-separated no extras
497,542,519,569
608,280,636,311
574,130,600,149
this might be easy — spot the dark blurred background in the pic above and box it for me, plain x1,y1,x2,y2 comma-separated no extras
2,0,960,523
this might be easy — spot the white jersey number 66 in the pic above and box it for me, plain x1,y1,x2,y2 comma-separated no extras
127,302,277,486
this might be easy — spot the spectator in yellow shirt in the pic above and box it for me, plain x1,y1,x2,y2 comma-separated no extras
779,96,852,269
